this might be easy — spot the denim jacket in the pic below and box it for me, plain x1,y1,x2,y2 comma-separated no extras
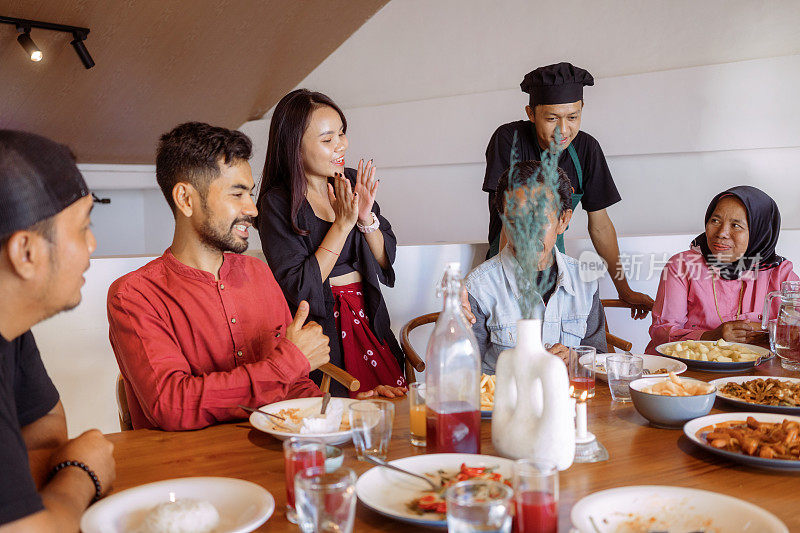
465,247,606,374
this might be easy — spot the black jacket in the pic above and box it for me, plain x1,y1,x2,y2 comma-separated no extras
257,168,404,396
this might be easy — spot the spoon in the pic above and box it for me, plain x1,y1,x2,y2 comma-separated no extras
363,455,439,491
237,404,286,422
320,392,332,415
624,350,651,375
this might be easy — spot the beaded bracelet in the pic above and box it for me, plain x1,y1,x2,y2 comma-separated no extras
50,460,103,503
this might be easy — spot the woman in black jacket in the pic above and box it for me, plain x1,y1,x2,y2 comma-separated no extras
256,89,407,399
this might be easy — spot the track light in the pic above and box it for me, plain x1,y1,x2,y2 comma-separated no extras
1,15,95,69
16,28,42,62
71,31,95,69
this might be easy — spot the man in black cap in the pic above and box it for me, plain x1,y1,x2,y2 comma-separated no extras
483,61,653,318
0,130,115,531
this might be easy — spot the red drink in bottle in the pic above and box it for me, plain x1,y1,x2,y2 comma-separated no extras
513,490,558,533
426,401,480,454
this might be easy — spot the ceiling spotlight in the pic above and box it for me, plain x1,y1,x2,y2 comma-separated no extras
71,31,95,69
2,15,94,69
16,28,42,62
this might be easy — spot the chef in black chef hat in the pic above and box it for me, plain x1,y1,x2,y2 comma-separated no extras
482,62,654,319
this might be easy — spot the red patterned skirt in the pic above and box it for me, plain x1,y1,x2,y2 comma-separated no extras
332,282,406,397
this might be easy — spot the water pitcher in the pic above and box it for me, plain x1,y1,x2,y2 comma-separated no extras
762,280,800,371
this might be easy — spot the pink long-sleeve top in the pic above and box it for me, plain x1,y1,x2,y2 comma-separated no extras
645,250,798,354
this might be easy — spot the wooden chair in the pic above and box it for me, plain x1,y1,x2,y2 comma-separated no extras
600,299,636,353
399,313,436,383
399,303,636,364
116,374,133,431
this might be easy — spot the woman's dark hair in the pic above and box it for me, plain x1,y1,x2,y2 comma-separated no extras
156,122,252,213
257,89,347,235
495,160,572,215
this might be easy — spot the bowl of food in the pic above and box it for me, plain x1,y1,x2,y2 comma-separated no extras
630,373,716,428
325,445,344,472
656,339,769,372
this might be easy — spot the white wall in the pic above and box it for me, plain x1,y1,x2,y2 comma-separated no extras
233,0,800,248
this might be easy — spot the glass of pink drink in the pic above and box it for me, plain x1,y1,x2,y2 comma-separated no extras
512,459,558,533
568,346,596,399
283,438,325,524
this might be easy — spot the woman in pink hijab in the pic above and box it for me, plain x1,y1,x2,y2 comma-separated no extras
646,186,798,354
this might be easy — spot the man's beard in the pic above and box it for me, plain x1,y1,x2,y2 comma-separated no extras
198,218,250,254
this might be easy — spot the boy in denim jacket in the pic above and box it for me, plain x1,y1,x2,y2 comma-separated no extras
466,160,607,375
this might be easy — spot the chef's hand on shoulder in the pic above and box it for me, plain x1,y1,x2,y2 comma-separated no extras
287,301,330,371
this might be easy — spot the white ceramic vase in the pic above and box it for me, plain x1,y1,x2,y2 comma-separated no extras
491,318,575,470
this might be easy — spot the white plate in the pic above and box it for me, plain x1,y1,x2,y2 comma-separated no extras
80,477,274,533
709,376,800,415
249,396,357,445
356,453,513,529
571,485,787,532
584,353,687,381
655,341,770,372
683,412,800,470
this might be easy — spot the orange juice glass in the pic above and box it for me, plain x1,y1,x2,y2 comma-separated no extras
409,382,426,446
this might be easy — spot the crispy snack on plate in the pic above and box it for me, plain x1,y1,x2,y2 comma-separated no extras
698,416,800,460
661,339,760,363
642,372,714,396
719,378,800,407
480,374,496,411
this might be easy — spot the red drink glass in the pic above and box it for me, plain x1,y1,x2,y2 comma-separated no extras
512,460,558,533
426,401,480,454
568,346,596,399
283,438,325,523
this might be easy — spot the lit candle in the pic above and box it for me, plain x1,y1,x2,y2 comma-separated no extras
576,390,588,440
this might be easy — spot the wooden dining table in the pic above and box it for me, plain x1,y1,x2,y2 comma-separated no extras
105,357,799,532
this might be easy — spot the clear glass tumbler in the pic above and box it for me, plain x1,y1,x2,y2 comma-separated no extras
283,438,326,523
512,460,558,533
445,480,513,533
409,382,427,447
568,346,596,399
348,400,394,460
295,466,357,533
606,354,643,403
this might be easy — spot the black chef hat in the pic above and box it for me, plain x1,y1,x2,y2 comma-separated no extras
0,130,89,240
520,62,594,106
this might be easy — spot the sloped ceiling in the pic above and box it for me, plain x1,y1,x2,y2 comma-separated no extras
0,0,388,163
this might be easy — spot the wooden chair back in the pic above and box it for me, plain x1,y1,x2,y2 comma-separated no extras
600,299,635,352
116,374,133,431
399,313,436,383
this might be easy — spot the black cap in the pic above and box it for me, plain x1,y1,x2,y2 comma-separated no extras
0,130,89,240
520,62,594,105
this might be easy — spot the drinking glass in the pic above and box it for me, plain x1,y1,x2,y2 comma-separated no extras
349,400,394,460
446,480,513,533
283,438,326,523
606,354,643,403
568,346,596,399
409,382,427,447
512,460,558,533
295,466,357,533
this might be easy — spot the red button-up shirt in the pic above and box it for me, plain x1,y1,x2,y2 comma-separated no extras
107,249,321,430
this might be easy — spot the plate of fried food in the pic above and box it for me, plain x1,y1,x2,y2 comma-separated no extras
480,374,496,418
656,339,770,372
586,353,687,381
248,397,357,445
709,376,800,415
684,412,800,470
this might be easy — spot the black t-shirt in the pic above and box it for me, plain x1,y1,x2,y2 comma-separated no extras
0,331,60,525
483,120,622,245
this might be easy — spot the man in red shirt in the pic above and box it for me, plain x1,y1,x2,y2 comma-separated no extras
107,122,331,431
